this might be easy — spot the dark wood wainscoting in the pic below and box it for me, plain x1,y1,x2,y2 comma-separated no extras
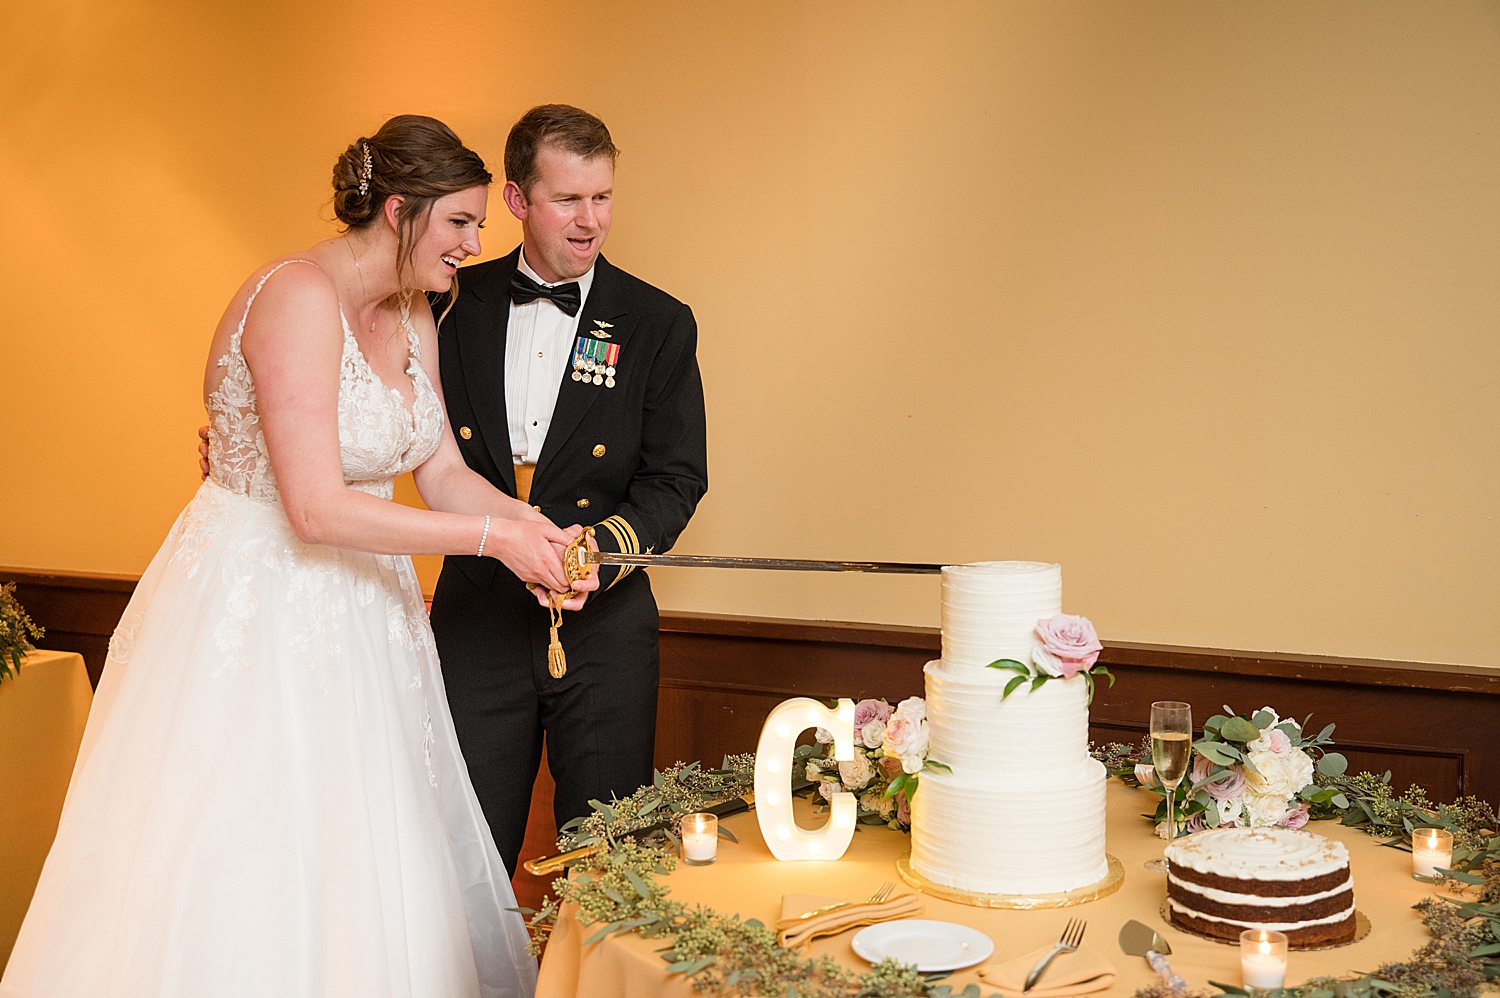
657,612,1500,806
3,568,136,687
8,567,1500,913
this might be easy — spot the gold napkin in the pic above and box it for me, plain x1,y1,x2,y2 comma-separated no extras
775,892,924,949
976,942,1117,997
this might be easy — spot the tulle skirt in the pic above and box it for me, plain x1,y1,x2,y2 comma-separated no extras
1,482,536,998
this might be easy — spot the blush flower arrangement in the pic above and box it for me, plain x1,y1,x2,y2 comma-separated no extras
986,613,1115,704
799,697,949,833
1130,705,1348,838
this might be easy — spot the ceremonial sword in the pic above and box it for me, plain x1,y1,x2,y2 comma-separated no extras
563,535,944,582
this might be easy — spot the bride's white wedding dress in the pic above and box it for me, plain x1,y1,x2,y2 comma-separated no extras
1,261,536,998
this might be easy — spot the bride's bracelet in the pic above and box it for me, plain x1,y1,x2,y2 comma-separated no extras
476,515,492,558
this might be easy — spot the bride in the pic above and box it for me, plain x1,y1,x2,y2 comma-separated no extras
0,115,589,998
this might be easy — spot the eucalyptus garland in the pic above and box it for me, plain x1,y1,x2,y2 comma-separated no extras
522,749,1499,998
0,581,43,684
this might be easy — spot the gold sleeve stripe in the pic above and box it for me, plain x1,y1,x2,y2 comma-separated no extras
596,517,635,590
607,515,641,556
597,517,628,555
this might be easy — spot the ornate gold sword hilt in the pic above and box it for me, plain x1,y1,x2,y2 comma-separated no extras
564,526,597,585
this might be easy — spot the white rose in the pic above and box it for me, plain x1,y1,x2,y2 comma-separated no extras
1285,747,1315,794
900,753,926,774
818,780,842,801
1216,795,1243,826
1244,750,1296,799
894,697,927,724
1031,640,1065,678
860,719,887,749
1240,791,1290,827
838,753,876,791
804,760,823,781
814,727,833,745
860,791,895,819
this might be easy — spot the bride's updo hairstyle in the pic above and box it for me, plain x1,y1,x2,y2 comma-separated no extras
332,115,492,297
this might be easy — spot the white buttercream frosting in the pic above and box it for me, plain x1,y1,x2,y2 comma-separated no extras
1167,872,1352,907
940,561,1061,670
911,562,1108,896
1165,827,1349,881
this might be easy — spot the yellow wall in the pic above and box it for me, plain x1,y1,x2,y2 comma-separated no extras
2,2,1496,666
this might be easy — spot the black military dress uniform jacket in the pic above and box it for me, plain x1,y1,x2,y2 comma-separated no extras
429,247,707,874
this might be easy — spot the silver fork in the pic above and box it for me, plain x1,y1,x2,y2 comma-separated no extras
1023,918,1086,992
796,881,897,920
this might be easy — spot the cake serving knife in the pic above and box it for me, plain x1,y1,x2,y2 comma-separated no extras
1119,920,1187,996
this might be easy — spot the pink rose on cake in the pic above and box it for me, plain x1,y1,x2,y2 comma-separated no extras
1031,614,1103,680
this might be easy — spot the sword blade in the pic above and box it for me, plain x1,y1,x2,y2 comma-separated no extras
583,551,944,574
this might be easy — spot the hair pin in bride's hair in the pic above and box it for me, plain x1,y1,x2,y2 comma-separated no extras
357,143,374,196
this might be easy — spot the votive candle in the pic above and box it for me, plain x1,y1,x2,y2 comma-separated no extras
682,813,718,865
1240,929,1287,990
1412,828,1453,878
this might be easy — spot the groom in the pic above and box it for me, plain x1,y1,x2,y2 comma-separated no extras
430,105,708,874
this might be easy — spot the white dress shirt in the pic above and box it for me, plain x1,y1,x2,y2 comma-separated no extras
505,250,595,465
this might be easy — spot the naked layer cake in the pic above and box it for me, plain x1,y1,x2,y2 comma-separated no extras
1165,826,1356,947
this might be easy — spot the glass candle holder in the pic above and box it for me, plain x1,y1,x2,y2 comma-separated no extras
682,812,718,866
1412,828,1454,878
1240,929,1288,990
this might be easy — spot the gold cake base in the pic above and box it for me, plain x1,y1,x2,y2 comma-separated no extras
897,852,1124,910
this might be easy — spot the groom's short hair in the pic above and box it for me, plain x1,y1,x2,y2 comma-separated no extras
505,105,619,198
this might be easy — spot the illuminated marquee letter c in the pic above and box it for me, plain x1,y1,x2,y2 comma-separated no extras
754,697,857,861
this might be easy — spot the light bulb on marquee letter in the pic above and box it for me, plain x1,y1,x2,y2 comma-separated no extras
755,697,856,861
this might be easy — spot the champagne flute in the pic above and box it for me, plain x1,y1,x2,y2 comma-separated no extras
1144,700,1192,873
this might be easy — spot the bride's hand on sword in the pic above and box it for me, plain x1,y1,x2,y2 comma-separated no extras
530,526,598,610
489,519,577,593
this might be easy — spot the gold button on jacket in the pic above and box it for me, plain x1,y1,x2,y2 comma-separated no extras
459,426,473,440
592,444,606,458
576,498,591,509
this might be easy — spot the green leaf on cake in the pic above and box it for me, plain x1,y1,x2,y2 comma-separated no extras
1002,675,1027,700
987,658,1032,674
1219,716,1263,743
1029,676,1049,693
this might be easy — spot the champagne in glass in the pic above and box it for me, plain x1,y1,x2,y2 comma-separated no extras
1144,700,1192,873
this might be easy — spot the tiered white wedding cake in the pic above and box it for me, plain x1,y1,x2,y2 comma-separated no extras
908,561,1110,896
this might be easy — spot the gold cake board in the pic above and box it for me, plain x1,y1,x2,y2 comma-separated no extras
897,852,1125,910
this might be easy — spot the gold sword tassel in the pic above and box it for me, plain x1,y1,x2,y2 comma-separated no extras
546,591,567,679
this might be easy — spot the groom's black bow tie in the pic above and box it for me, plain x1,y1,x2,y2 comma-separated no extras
509,270,582,317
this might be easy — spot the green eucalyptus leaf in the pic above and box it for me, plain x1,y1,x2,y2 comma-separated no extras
718,826,739,844
1220,716,1263,743
624,869,653,899
1318,752,1349,777
1251,709,1276,729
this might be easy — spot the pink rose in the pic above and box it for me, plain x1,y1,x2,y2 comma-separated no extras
881,713,929,766
1033,614,1102,679
895,789,911,826
853,699,891,730
1278,803,1310,830
1252,728,1292,758
1191,755,1247,801
879,756,903,777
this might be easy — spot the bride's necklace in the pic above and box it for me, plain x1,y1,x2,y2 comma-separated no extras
344,236,377,334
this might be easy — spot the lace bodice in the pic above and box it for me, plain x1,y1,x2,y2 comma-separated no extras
207,260,444,503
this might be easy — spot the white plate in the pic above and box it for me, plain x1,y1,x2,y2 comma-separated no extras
850,919,994,972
